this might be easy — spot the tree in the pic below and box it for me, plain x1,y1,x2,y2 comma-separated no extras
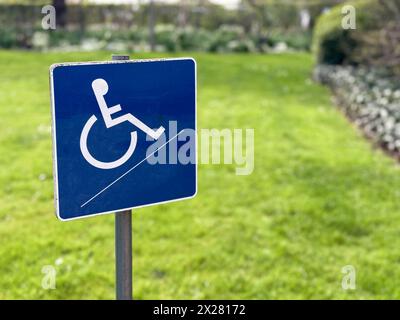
53,0,67,28
148,0,156,51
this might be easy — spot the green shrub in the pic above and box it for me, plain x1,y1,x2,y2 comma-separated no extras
208,25,245,52
176,28,212,52
312,0,383,65
268,30,312,51
155,25,178,52
48,30,82,47
0,28,18,48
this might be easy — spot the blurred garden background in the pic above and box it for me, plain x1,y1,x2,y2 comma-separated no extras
1,0,400,299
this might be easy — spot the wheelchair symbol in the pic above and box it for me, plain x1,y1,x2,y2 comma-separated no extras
80,78,165,170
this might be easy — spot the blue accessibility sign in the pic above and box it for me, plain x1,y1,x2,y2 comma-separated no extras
50,58,197,220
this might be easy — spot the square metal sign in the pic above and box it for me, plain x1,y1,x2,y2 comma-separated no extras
50,58,197,220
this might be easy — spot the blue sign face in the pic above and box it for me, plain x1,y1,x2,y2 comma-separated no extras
50,58,197,220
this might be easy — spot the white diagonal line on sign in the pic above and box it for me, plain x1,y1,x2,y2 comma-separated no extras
80,130,184,208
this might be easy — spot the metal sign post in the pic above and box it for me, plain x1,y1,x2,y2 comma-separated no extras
115,209,132,300
113,55,133,300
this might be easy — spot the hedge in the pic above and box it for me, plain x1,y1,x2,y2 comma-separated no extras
312,0,389,65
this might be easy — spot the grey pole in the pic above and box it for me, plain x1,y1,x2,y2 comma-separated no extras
115,209,132,300
112,54,133,300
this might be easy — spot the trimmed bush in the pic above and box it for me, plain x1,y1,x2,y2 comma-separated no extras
312,0,388,65
315,64,400,154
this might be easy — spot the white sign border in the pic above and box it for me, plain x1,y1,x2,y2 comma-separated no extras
49,57,198,221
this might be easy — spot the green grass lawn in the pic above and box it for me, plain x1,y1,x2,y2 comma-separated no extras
1,50,400,299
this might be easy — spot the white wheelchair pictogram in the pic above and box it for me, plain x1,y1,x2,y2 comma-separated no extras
80,78,165,170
